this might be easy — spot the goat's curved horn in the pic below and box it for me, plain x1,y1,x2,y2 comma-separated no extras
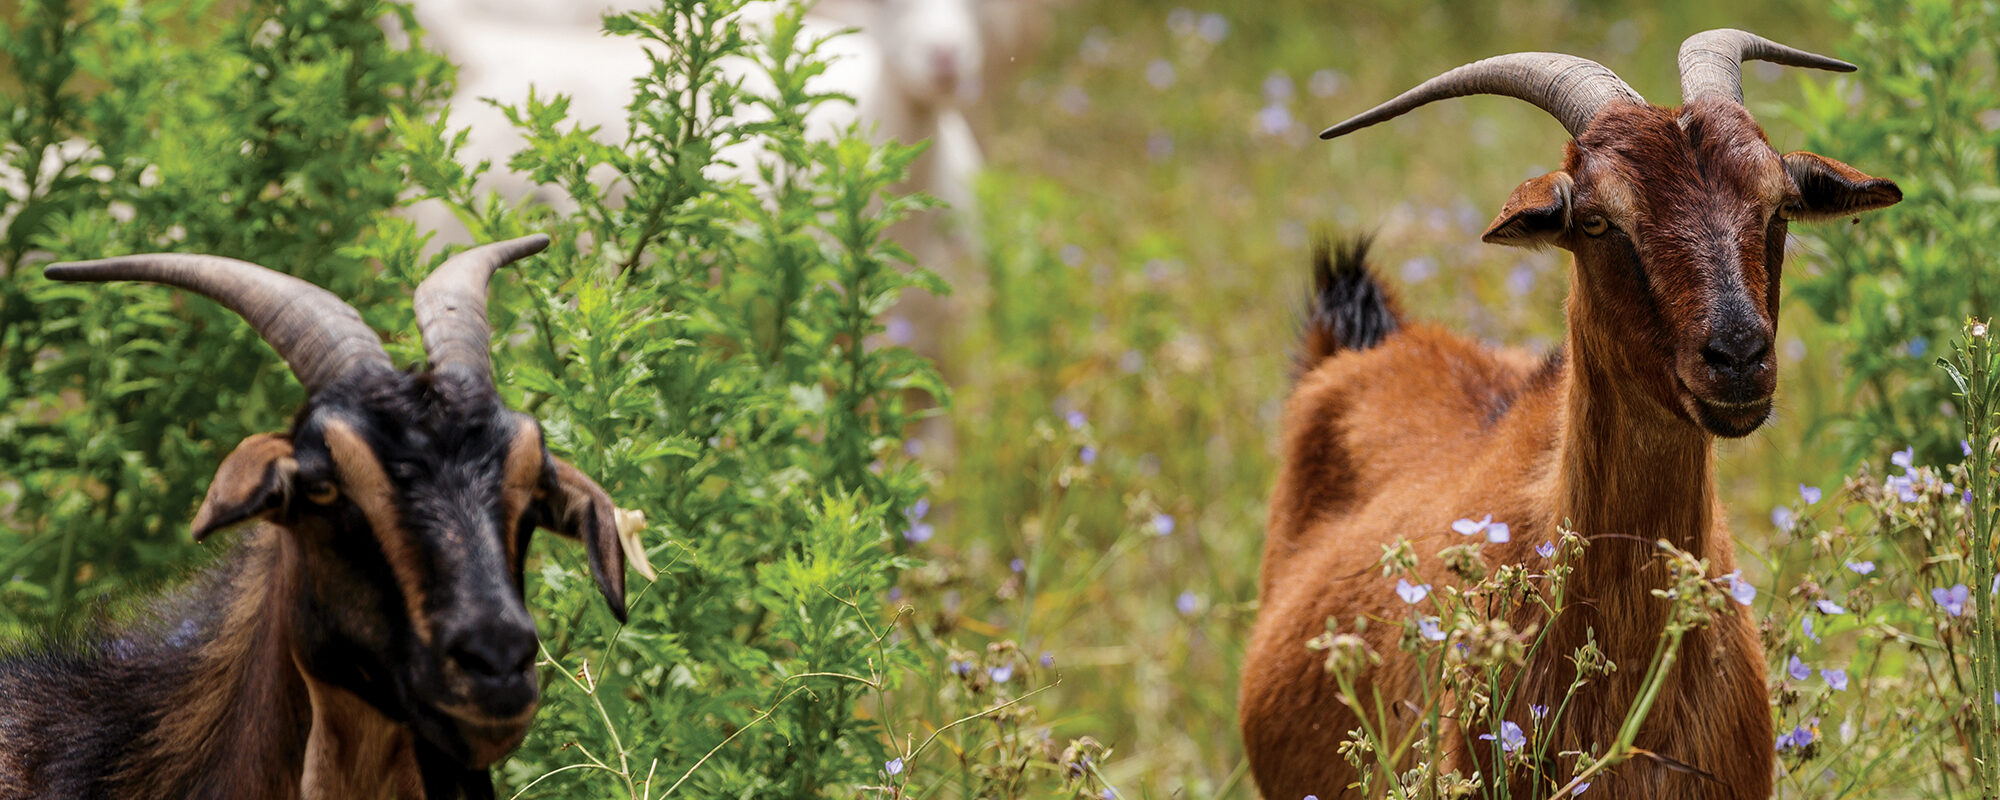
43,254,392,394
1678,29,1854,107
1320,53,1644,140
413,234,551,385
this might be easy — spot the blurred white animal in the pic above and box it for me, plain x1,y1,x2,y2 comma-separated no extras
401,0,1011,271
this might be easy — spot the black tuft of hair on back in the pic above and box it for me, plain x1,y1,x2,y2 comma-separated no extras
1297,235,1401,375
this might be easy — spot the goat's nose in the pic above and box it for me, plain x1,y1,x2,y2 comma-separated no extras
1702,326,1770,379
930,47,961,89
443,619,537,680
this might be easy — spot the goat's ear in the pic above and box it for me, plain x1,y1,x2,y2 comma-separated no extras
538,457,629,622
1781,152,1902,221
1482,171,1573,248
191,433,296,541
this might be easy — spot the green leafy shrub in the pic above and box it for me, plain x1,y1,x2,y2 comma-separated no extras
1787,0,2000,466
0,0,450,624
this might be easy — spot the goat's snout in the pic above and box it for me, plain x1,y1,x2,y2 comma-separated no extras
1700,323,1770,385
443,619,536,681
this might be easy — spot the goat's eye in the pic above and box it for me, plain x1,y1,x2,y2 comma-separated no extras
1579,214,1611,237
1777,200,1804,221
304,481,339,505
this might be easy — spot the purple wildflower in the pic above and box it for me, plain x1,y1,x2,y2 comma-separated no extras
1724,571,1756,606
1477,721,1526,753
1395,579,1430,605
1417,616,1446,642
1530,704,1549,720
1816,599,1846,615
1040,651,1055,668
904,523,934,543
1080,445,1098,465
1065,410,1087,430
1799,484,1822,505
990,663,1013,683
1575,783,1590,795
1152,512,1176,536
1802,616,1820,643
1787,654,1810,681
1771,506,1795,531
1452,515,1492,536
1176,591,1200,616
1486,522,1511,543
1822,668,1848,691
1936,584,1970,616
949,660,973,677
1537,540,1557,559
1010,558,1025,573
1892,446,1915,472
1846,560,1876,575
885,757,904,775
1966,440,1975,457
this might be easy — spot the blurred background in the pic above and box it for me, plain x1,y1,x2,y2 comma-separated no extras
2,0,1994,796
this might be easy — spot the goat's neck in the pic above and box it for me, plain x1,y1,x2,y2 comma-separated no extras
1553,293,1718,646
115,529,313,797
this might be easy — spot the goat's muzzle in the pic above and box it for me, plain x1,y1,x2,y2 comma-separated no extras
1678,311,1776,438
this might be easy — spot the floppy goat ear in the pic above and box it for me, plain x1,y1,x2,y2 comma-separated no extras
1482,171,1574,248
1780,151,1902,221
537,457,629,622
191,433,297,541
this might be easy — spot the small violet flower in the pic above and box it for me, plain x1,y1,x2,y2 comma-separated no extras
1724,571,1757,606
1575,783,1590,796
1892,446,1915,472
1101,788,1117,800
1396,579,1431,605
885,757,905,776
1802,616,1820,644
1536,540,1557,559
1176,591,1200,616
1799,484,1823,505
1079,445,1098,465
1451,514,1511,543
1530,703,1549,720
1771,505,1795,531
1477,721,1526,753
1152,512,1176,536
1787,654,1810,681
1065,410,1087,430
990,664,1013,683
1822,668,1848,691
1816,599,1846,615
1417,616,1446,642
1934,584,1970,617
1040,651,1055,668
1846,560,1876,575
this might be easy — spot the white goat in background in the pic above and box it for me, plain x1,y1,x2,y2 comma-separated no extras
401,0,1028,279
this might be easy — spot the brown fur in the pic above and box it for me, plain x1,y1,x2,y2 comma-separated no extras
322,418,433,644
1241,99,1899,798
108,529,317,798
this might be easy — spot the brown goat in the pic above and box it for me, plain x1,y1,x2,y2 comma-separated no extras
1239,30,1902,799
0,235,630,799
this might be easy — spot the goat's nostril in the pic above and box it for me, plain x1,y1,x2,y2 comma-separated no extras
445,625,537,679
1703,330,1769,374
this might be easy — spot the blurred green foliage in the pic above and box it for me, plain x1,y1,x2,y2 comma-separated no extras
1787,0,2000,466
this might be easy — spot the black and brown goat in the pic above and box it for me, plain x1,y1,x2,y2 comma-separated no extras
1239,30,1902,798
0,235,629,799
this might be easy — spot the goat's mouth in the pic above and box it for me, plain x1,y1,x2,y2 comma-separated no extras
1671,370,1772,438
418,697,540,768
1680,386,1773,438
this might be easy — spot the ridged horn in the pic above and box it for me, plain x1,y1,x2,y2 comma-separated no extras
1320,52,1645,140
43,254,392,394
412,234,551,386
1678,29,1854,107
